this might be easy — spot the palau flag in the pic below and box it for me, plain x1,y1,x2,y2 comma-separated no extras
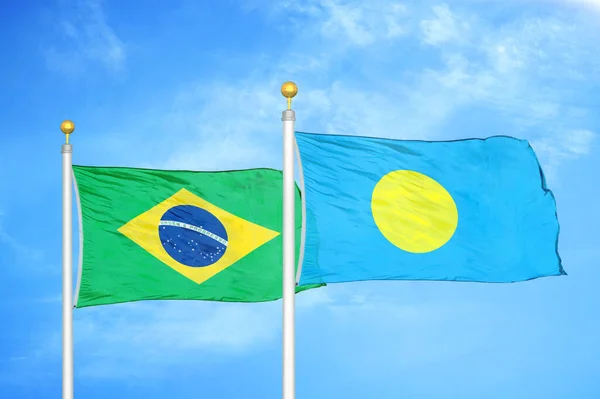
295,132,565,285
73,166,321,308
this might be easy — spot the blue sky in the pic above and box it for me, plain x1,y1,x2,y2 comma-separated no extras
1,0,600,398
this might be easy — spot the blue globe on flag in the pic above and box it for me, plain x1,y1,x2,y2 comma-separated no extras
158,205,228,267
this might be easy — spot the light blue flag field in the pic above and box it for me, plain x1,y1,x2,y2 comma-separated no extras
295,131,565,286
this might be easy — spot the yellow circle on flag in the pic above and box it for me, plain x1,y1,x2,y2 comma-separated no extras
371,170,458,253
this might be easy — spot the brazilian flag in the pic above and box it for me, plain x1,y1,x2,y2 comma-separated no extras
72,165,321,308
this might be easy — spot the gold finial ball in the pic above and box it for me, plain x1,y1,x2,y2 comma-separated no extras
60,120,75,135
281,81,298,99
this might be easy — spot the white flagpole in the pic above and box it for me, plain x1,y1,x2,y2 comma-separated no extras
281,82,298,399
61,120,75,399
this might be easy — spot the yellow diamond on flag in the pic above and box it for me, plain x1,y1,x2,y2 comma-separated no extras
118,188,280,285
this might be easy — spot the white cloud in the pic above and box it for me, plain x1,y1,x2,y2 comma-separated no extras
277,0,408,46
156,81,285,171
320,0,407,44
530,129,595,179
296,287,335,308
296,82,449,140
563,129,595,155
270,2,597,156
421,4,469,46
555,0,600,12
71,1,597,173
462,0,600,13
415,6,598,180
45,0,125,74
487,42,526,73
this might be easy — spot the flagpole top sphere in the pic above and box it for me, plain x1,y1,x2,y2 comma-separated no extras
281,82,298,99
60,120,75,135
